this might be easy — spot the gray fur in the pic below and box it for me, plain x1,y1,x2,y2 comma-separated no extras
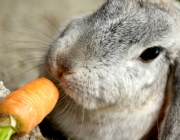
45,0,180,139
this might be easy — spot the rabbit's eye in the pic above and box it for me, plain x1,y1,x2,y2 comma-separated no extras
139,47,161,62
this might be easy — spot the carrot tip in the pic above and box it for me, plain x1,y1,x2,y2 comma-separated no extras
0,114,17,130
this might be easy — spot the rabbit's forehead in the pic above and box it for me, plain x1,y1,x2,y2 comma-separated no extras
82,1,175,52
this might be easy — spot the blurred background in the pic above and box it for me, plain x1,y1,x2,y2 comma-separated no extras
0,0,106,90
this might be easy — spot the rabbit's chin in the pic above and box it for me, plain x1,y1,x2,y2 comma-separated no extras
59,80,112,110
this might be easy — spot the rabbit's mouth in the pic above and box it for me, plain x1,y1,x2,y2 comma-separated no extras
53,68,118,110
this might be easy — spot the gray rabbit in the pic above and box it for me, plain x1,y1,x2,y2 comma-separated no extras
42,0,180,140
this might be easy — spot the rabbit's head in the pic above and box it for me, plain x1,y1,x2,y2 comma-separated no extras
46,0,180,112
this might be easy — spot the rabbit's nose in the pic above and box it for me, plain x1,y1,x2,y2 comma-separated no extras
57,53,73,73
56,49,82,74
46,36,88,78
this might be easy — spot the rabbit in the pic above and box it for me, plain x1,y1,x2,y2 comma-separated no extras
41,0,180,140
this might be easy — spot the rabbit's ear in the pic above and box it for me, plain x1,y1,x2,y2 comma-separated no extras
159,58,180,140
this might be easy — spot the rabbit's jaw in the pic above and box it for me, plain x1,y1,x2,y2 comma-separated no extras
51,89,165,140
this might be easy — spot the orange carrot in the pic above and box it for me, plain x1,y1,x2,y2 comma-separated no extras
0,77,59,138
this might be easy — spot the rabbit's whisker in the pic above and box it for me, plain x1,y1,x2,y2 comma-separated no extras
0,29,49,43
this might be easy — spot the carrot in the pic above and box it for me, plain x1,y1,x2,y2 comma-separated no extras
0,77,59,139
